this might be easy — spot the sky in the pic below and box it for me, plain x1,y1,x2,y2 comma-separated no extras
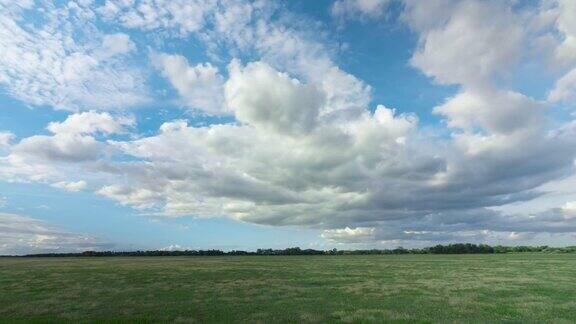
1,0,576,255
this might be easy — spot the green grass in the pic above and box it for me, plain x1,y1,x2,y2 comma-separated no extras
1,254,575,323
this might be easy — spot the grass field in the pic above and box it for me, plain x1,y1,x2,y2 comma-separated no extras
1,254,575,323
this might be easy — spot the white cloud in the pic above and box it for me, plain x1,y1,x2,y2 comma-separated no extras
101,0,372,118
92,61,573,237
97,185,163,210
548,68,576,103
0,132,14,148
560,201,576,219
11,135,103,163
434,88,542,135
408,0,523,86
101,33,136,58
160,244,192,251
331,0,390,22
551,0,576,68
0,2,148,111
95,69,422,222
322,227,376,243
46,111,134,135
225,61,325,136
508,231,535,241
98,0,218,35
0,213,113,255
562,201,576,212
2,56,575,245
152,53,225,114
0,112,132,182
532,0,576,104
401,0,455,33
51,180,87,192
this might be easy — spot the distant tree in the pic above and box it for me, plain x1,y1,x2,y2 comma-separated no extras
17,244,576,258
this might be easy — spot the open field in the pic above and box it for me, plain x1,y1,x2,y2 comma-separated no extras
1,254,575,323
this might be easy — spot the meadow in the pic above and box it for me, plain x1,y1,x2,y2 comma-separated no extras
1,254,575,323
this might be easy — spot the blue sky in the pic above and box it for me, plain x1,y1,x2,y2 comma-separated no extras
1,0,576,254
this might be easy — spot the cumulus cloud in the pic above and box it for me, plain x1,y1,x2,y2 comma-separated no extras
550,0,576,68
537,0,576,104
51,180,87,192
434,89,542,135
331,0,390,22
160,244,192,251
10,111,131,165
47,111,134,135
0,132,14,148
1,112,131,181
75,60,572,245
3,55,576,246
408,0,523,87
322,227,376,244
225,61,325,136
96,70,421,223
153,53,225,114
548,68,576,102
0,213,113,255
11,135,103,164
97,185,164,210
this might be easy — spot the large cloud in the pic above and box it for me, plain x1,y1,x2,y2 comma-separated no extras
152,53,226,115
1,111,131,182
3,53,576,246
6,59,558,244
11,111,131,164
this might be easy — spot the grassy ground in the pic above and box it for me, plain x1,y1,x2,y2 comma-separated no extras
0,254,575,323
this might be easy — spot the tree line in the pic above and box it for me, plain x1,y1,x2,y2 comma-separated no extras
10,243,576,257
